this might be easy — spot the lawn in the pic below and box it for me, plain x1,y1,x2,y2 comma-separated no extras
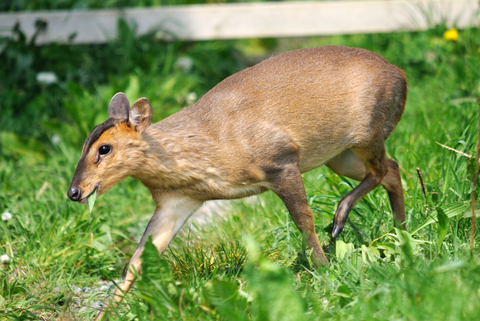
1,8,480,321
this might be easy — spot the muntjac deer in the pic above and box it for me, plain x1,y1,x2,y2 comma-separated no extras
67,46,406,318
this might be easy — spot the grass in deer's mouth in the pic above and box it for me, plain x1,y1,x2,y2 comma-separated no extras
88,189,97,213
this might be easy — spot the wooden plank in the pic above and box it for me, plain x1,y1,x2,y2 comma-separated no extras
0,0,478,45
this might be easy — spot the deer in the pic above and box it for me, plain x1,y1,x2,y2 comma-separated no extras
67,46,407,319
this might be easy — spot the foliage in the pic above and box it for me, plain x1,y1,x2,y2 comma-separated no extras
0,0,263,12
1,3,480,320
0,17,244,145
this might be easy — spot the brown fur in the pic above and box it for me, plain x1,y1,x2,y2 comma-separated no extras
67,46,407,319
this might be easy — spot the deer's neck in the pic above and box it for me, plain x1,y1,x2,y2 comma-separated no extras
131,128,221,192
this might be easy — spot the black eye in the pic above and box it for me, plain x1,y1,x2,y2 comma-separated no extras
99,145,111,155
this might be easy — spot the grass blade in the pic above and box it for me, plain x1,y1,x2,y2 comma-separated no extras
411,202,468,235
88,189,97,213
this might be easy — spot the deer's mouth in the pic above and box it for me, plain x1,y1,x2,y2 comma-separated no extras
79,186,99,204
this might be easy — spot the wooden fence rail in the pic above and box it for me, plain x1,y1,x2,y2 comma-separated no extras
0,0,478,45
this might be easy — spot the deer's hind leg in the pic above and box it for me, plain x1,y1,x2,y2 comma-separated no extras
381,158,406,229
326,148,405,238
270,163,329,267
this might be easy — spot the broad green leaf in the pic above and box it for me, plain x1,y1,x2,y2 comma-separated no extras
411,202,468,235
376,242,397,254
244,236,304,321
362,244,380,263
137,236,176,317
140,236,172,283
335,284,353,308
204,279,248,321
336,240,354,260
395,228,416,264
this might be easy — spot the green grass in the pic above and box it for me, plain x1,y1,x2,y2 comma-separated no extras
1,15,480,321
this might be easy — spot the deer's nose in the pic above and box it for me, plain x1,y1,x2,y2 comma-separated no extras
68,187,82,202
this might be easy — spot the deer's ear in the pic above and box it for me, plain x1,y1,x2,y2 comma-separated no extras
129,98,152,132
108,92,130,120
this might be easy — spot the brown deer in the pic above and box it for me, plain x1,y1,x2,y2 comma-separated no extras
67,46,406,318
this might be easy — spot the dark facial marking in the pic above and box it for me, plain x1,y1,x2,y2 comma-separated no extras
82,118,128,154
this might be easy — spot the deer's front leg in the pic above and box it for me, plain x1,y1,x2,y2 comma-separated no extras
97,193,202,320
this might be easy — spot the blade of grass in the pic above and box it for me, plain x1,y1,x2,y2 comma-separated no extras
88,189,97,214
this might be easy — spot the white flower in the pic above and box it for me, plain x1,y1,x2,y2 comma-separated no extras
36,71,58,85
52,135,61,145
176,56,193,73
0,254,10,264
1,211,12,222
186,92,197,105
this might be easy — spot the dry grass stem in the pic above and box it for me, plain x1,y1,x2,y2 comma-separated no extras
436,142,474,159
416,167,427,205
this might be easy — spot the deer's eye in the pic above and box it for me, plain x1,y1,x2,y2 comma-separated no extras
99,145,111,155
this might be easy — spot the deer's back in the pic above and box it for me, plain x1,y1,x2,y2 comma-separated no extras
156,46,406,173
